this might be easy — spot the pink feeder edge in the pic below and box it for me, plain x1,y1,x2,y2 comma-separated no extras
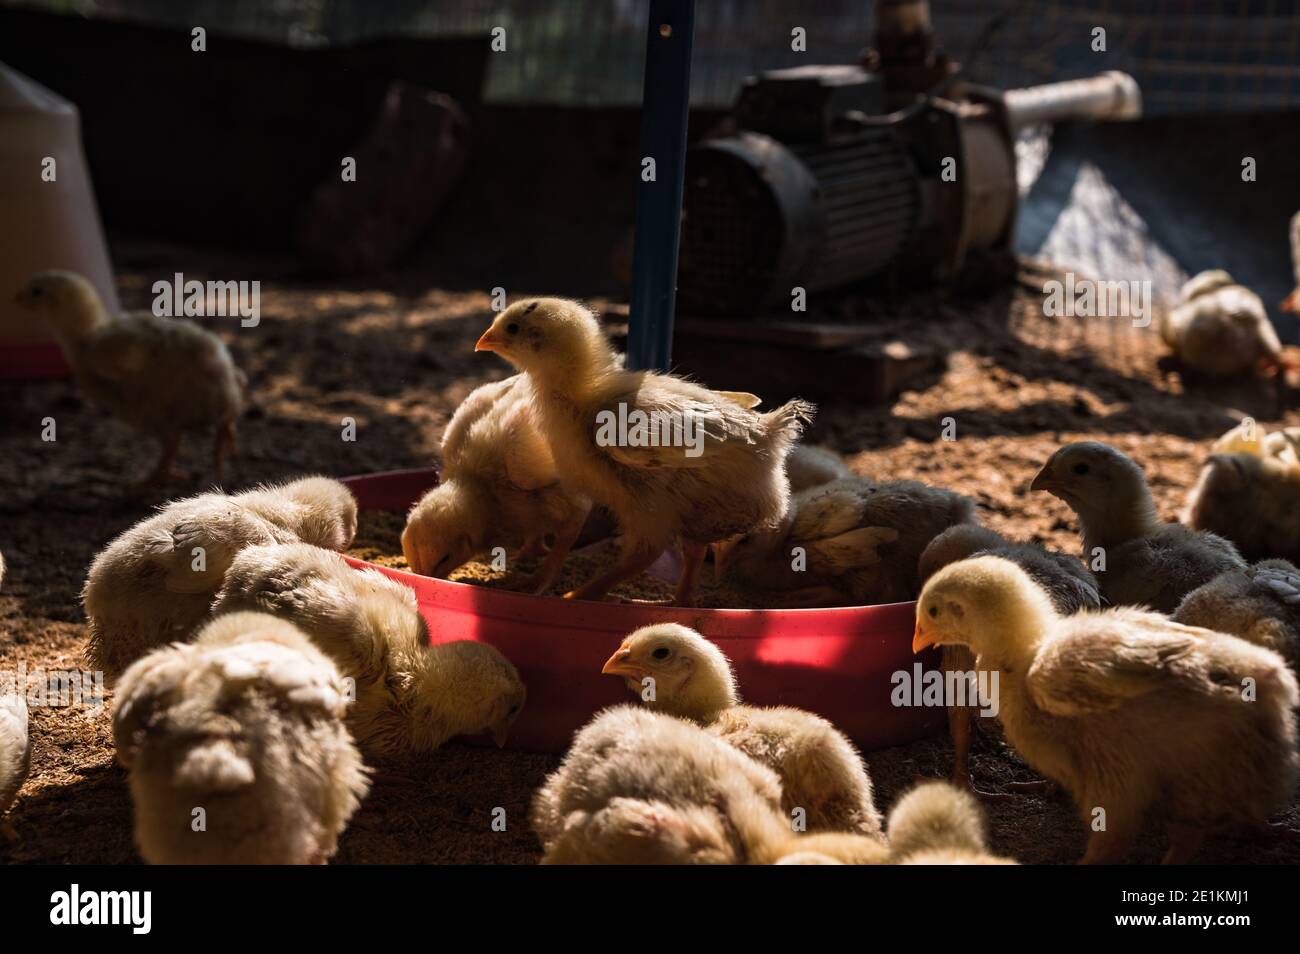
340,467,945,754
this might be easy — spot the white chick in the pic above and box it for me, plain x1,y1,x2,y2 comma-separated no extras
212,542,525,754
112,611,369,864
402,374,590,593
15,270,245,483
1160,270,1283,378
915,555,1299,864
1032,441,1245,612
715,476,976,606
475,298,813,605
531,706,887,865
83,476,358,680
1174,560,1300,671
887,782,1016,865
919,523,1102,789
1183,452,1300,563
601,623,882,835
785,444,851,492
0,689,29,838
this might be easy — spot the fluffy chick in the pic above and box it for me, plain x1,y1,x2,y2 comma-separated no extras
716,476,976,606
531,706,887,864
1174,560,1300,671
1033,441,1244,612
915,555,1299,864
475,298,813,605
919,523,1102,789
1160,270,1283,378
83,476,358,680
0,689,29,837
212,542,525,754
112,611,369,864
15,270,245,483
601,623,882,836
887,782,1016,865
402,374,590,593
1184,452,1300,563
785,444,851,492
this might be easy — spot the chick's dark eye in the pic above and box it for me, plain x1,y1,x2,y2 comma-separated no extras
651,647,671,660
506,322,520,335
1073,463,1090,475
928,606,938,618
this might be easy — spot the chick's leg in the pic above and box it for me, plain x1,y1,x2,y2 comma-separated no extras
947,702,975,791
1079,808,1138,865
1161,823,1204,865
213,418,238,485
563,542,660,602
523,510,586,595
674,541,708,607
139,433,189,485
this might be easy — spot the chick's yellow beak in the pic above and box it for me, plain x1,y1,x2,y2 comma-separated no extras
475,328,504,353
601,646,643,679
1282,290,1300,313
912,619,938,653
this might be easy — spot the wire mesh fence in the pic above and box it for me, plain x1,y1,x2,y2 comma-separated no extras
9,0,1300,112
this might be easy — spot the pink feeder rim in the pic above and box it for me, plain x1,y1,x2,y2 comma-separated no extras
340,468,945,754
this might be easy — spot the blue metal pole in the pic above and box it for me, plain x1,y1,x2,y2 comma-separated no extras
626,0,695,372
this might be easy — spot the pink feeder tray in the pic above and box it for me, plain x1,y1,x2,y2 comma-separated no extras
340,468,945,754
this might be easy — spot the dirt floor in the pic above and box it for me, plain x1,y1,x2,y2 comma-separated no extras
2,244,1298,865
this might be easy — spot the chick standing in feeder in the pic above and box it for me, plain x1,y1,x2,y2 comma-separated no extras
918,524,1102,791
1159,270,1284,378
714,476,975,607
402,374,590,593
531,706,886,865
602,623,883,836
112,611,369,864
1174,560,1300,674
15,270,246,484
212,542,526,754
1032,441,1245,613
915,555,1299,864
83,476,358,680
474,298,813,605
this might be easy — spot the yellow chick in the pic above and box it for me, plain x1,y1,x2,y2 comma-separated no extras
1183,453,1300,563
715,476,975,606
919,523,1102,789
83,476,358,680
1209,419,1300,464
1160,270,1283,378
1032,441,1245,612
474,298,813,605
212,542,525,754
531,706,887,865
601,623,882,835
915,555,1299,864
1174,560,1300,672
1283,211,1300,313
785,444,851,492
15,270,245,483
886,782,1017,865
402,374,590,593
112,611,369,864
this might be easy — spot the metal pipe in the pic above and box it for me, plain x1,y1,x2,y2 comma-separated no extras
626,0,695,372
1004,71,1142,130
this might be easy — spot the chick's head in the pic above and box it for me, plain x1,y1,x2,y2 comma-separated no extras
401,479,491,578
474,298,614,384
14,270,105,338
917,524,1005,583
278,477,359,549
601,623,738,722
1030,441,1148,518
409,641,526,749
913,556,1056,663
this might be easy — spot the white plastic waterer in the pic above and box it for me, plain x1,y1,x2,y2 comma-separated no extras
0,61,118,379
